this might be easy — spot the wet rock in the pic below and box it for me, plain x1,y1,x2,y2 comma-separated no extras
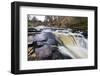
46,39,58,45
35,45,52,60
33,33,47,42
33,32,58,47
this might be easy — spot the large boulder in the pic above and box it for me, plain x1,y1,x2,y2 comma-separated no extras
33,32,59,47
35,45,52,59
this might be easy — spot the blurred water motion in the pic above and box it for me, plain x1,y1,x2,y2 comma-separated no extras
28,26,88,60
55,33,88,58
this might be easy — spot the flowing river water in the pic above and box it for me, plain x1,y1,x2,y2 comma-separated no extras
28,26,88,60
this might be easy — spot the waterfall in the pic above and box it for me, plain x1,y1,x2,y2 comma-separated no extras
28,26,88,59
57,32,88,59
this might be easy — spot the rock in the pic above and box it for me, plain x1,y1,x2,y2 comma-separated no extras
35,45,52,59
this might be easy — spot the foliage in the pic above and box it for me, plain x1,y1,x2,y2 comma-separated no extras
28,16,88,32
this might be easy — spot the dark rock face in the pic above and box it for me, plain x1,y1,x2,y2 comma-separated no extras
33,32,58,46
31,32,72,60
35,45,52,59
35,44,72,60
82,32,88,38
46,39,58,45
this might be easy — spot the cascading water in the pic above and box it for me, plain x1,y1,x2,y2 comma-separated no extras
28,25,88,59
55,32,88,59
